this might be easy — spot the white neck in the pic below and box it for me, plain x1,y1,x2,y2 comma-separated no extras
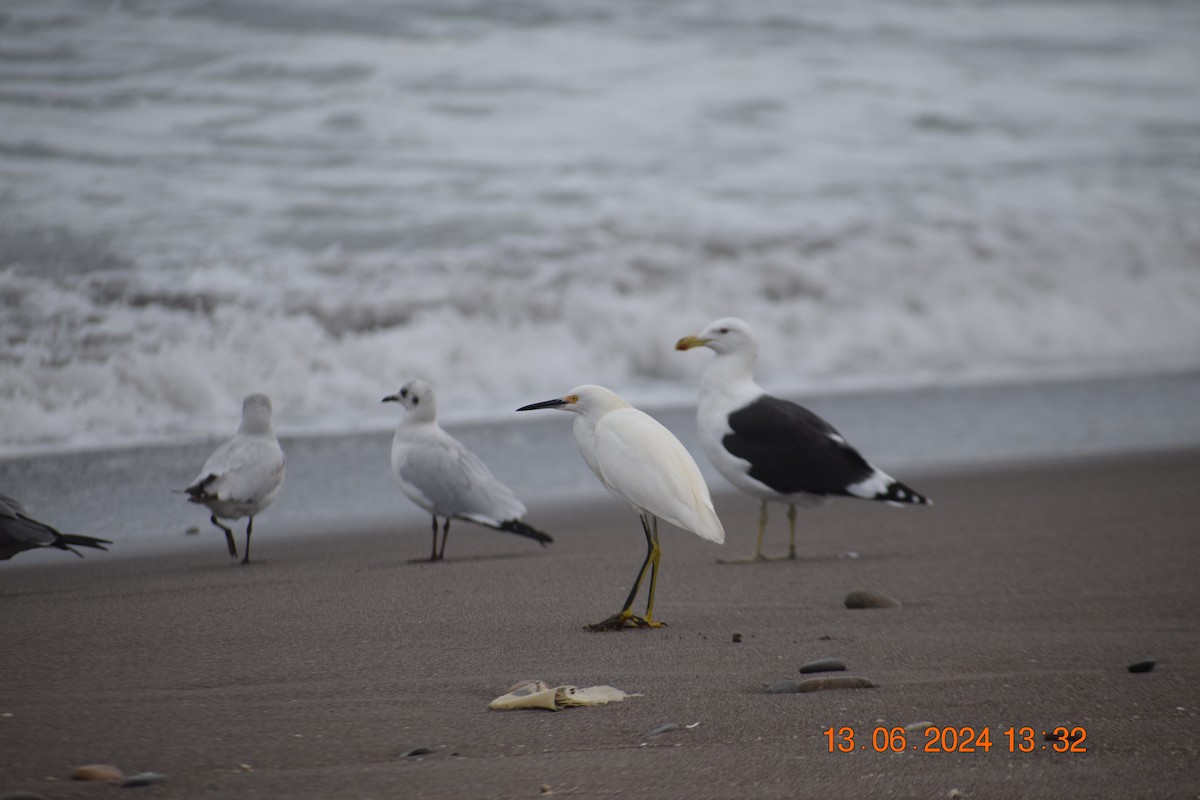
699,347,763,411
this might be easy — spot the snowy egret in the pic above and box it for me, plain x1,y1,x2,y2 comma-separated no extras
676,317,930,562
185,393,286,564
517,384,724,630
384,379,552,561
0,494,111,560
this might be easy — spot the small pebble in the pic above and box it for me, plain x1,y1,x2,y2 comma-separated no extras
949,790,963,799
731,633,743,643
121,772,169,788
844,589,901,609
401,747,433,757
1127,659,1156,673
838,551,860,560
905,721,935,733
800,658,846,674
764,679,802,694
184,526,200,535
71,765,124,783
648,723,679,737
797,676,877,693
238,764,253,772
540,786,553,795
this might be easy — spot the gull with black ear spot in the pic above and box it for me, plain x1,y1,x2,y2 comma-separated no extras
676,317,930,563
518,384,724,631
384,379,552,562
185,393,286,565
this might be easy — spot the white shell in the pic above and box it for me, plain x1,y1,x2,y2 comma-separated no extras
488,679,638,711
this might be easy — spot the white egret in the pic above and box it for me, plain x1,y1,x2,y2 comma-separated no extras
384,379,552,561
517,384,724,630
676,317,930,562
185,393,286,564
0,495,111,560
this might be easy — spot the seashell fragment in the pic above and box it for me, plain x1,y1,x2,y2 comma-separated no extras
489,680,638,711
555,685,633,707
488,680,560,711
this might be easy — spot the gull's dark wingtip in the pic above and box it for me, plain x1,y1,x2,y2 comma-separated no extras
498,518,554,545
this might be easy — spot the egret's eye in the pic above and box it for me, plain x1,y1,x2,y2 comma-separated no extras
567,394,580,404
399,388,408,398
718,327,729,334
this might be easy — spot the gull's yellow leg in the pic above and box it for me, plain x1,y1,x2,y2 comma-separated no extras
718,500,770,564
761,503,803,561
786,504,797,560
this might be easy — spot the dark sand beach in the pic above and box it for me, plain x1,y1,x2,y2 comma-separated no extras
2,447,1198,799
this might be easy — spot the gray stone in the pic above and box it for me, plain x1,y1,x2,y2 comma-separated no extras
796,676,877,692
764,679,802,694
799,658,846,674
400,747,433,757
121,772,169,787
844,589,901,609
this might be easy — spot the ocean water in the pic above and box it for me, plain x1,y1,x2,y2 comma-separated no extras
3,0,1200,454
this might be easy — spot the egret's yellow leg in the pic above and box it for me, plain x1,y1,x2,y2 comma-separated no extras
642,517,663,623
586,514,664,631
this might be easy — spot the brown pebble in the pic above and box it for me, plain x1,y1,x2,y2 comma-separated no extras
71,764,124,783
731,633,743,643
1127,659,1155,673
797,676,877,692
844,589,901,609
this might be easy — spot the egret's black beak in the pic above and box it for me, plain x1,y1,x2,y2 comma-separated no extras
382,394,400,403
517,398,568,412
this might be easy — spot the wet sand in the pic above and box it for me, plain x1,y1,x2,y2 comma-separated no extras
2,449,1198,799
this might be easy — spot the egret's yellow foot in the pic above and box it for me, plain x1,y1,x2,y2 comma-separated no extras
584,610,666,631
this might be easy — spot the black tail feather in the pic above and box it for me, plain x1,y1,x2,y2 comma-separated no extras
184,474,218,503
56,533,113,554
496,519,554,546
879,480,932,506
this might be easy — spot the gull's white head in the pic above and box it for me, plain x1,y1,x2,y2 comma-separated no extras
675,316,759,358
238,393,275,435
516,384,631,418
382,378,438,422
